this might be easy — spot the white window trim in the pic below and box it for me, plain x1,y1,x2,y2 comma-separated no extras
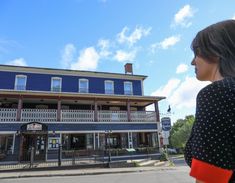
51,77,62,92
14,75,27,90
79,78,89,93
124,81,133,95
105,80,114,94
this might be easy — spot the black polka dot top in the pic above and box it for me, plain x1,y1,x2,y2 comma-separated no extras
184,77,235,182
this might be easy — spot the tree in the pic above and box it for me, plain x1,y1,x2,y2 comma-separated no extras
169,115,195,151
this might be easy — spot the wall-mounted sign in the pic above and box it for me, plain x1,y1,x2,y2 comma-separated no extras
27,123,42,131
161,117,171,131
20,122,48,133
48,137,60,149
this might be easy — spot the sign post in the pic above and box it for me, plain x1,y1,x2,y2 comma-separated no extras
161,117,171,160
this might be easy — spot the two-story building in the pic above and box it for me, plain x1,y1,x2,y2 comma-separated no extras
0,63,165,162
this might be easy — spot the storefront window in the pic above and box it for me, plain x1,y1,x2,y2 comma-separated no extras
120,133,128,148
62,134,86,150
132,133,138,148
0,135,13,155
86,134,93,149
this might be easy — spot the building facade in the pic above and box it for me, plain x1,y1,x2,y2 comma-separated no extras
0,64,165,162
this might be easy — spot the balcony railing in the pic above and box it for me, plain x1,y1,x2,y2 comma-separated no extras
0,108,156,122
98,111,128,122
21,109,57,122
130,111,156,122
61,110,94,122
0,108,17,122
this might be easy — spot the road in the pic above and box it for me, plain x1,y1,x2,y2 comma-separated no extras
170,155,188,167
0,166,193,183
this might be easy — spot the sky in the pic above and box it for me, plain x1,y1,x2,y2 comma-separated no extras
0,0,235,123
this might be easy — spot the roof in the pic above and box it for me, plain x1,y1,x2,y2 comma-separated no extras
0,64,147,80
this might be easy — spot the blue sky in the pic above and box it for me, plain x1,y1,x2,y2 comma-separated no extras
1,0,235,123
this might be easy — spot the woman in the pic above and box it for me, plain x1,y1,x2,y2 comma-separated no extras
184,20,235,183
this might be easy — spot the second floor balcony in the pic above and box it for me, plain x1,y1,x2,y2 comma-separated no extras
0,108,157,123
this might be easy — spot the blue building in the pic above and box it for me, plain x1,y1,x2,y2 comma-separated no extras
0,63,165,162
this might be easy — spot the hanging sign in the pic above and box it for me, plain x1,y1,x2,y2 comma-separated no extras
161,117,171,131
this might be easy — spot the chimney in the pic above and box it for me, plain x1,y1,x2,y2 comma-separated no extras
124,63,133,75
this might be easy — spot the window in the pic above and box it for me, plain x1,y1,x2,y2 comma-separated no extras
51,77,62,92
15,75,27,90
124,81,133,95
79,79,89,93
105,80,114,94
0,135,14,155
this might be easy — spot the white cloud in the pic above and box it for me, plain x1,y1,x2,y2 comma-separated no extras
172,5,195,28
176,64,188,74
149,77,210,120
117,26,151,46
98,39,110,49
6,58,27,66
168,77,210,109
113,50,136,62
151,78,181,98
232,14,235,20
97,39,112,58
156,35,181,50
70,47,100,71
61,44,76,68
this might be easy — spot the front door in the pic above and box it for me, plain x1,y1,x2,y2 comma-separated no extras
22,134,47,161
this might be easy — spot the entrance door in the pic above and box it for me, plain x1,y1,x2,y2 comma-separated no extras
22,134,47,161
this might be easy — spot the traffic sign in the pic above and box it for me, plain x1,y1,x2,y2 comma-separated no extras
162,131,170,138
163,138,169,145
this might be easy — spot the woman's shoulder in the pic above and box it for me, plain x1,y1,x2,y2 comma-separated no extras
213,77,235,90
197,77,235,98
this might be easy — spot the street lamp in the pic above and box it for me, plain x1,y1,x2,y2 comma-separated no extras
105,130,112,168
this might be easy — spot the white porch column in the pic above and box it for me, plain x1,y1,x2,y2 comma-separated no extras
93,132,96,150
128,132,133,148
97,133,100,149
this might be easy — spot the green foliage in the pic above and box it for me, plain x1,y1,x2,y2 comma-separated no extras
159,151,168,161
169,115,195,150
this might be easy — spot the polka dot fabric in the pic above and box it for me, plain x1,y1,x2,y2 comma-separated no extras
184,77,235,183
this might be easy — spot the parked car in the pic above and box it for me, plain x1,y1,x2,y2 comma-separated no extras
167,148,177,154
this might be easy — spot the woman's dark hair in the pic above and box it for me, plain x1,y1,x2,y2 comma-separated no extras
191,19,235,77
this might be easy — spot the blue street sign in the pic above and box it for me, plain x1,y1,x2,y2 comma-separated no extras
161,117,171,131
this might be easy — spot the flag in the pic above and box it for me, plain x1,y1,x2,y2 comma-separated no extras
167,105,171,113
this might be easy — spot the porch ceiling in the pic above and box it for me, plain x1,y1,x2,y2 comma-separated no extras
0,90,165,107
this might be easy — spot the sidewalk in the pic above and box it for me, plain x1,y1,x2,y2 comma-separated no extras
0,161,173,179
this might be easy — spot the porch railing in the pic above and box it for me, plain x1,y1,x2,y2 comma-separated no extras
21,109,57,122
0,108,17,122
130,111,156,122
61,110,94,122
98,111,128,122
0,108,156,122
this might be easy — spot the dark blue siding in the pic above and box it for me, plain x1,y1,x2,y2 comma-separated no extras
27,73,51,91
0,123,157,131
0,71,16,89
88,77,105,94
0,71,142,95
62,75,78,92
